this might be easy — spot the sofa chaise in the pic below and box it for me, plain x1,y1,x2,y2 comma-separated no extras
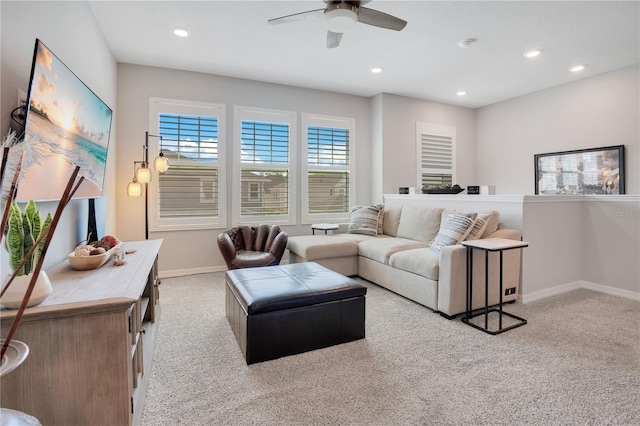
286,203,523,318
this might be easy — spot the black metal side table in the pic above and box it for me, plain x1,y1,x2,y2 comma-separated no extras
461,238,529,335
311,223,339,235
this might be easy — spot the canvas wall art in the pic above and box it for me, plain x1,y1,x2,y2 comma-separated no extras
534,145,625,195
16,39,112,202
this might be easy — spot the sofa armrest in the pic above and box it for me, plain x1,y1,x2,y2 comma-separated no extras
437,229,523,317
484,228,522,240
437,245,468,317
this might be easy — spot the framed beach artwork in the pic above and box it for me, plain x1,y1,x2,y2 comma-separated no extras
534,145,625,195
15,39,112,202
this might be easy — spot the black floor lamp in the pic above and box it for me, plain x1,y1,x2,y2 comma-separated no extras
126,132,169,240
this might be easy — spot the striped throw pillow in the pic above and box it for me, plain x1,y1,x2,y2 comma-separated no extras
347,205,383,236
430,212,477,253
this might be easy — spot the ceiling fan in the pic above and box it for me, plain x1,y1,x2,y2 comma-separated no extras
268,1,407,48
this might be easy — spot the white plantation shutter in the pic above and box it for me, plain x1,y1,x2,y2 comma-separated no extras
233,106,296,225
157,114,219,218
301,114,355,223
307,126,350,214
416,123,455,188
240,120,290,216
149,98,226,231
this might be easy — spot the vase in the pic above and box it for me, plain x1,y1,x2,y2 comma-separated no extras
1,271,53,309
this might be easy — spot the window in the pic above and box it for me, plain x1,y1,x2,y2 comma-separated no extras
301,113,355,224
233,106,296,225
416,122,456,189
148,98,226,230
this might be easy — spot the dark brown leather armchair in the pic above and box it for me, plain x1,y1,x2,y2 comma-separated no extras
217,224,288,270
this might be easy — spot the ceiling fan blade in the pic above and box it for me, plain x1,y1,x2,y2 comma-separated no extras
327,30,343,48
268,8,324,25
357,7,407,31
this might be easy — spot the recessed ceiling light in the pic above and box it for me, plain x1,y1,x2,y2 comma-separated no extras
524,49,542,58
173,28,189,37
456,91,467,96
569,64,586,72
458,39,475,49
370,66,383,74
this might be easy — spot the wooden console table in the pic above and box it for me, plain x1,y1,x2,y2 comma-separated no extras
1,239,162,426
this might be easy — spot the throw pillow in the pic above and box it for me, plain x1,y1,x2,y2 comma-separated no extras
465,213,490,240
376,203,384,234
429,212,477,254
347,205,383,236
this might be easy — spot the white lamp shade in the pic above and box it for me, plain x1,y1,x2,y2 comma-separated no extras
154,155,170,173
136,165,152,184
127,181,143,197
324,8,357,33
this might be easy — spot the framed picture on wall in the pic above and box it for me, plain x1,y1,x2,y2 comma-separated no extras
534,145,625,195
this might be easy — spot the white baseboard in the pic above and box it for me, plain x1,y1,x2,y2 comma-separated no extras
159,265,227,279
522,280,640,303
159,259,290,279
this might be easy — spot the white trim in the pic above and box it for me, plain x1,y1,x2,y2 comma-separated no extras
232,105,297,226
148,97,227,231
159,265,226,279
159,258,290,279
384,194,527,203
521,280,640,304
416,122,456,188
300,113,356,224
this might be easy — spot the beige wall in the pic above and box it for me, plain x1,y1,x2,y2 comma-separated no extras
116,63,372,275
476,65,639,195
376,93,477,197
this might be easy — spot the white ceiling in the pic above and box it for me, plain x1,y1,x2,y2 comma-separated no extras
88,0,639,109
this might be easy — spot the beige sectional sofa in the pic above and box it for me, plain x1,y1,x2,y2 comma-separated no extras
287,203,523,318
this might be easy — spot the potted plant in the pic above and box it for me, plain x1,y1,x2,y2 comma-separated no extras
1,200,53,309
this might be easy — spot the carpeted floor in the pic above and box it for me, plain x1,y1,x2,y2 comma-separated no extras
141,272,640,426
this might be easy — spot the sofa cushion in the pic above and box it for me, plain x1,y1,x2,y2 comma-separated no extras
348,205,383,236
480,210,500,238
430,212,477,253
382,204,403,237
389,248,440,281
287,234,374,260
465,213,490,240
396,205,444,243
441,209,500,239
358,237,427,265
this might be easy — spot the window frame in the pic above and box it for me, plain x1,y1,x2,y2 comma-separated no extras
300,113,355,224
416,122,456,189
232,106,297,226
148,97,227,231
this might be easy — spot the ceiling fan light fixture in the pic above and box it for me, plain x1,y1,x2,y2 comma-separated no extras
324,8,358,33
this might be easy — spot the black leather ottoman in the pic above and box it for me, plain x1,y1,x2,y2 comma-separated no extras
225,262,367,364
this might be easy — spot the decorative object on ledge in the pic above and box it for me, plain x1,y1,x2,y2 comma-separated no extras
422,184,465,194
126,132,170,240
2,201,53,309
535,145,625,195
67,242,121,271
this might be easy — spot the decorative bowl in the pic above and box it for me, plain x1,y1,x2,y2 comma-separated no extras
68,243,121,271
422,188,465,194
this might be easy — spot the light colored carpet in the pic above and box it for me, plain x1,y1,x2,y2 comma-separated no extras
141,272,640,426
